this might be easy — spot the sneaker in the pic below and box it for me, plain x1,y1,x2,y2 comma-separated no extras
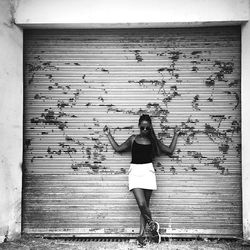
136,235,146,248
149,221,161,243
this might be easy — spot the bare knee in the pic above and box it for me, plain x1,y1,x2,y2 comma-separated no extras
138,200,148,211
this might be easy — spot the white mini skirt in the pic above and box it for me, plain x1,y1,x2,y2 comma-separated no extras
128,162,157,191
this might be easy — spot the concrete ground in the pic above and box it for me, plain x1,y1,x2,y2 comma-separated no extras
0,235,250,250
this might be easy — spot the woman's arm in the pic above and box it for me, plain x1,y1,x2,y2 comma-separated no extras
103,125,134,152
158,127,180,155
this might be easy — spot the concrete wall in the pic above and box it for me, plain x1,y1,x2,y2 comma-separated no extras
0,0,250,242
0,0,23,243
15,0,249,28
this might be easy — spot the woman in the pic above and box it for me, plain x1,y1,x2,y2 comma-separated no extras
103,114,180,247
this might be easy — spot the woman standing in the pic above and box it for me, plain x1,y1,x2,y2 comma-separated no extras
103,114,180,247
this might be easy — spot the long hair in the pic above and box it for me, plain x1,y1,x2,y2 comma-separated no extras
138,114,160,157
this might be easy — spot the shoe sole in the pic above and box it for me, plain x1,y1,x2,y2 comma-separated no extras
151,221,161,244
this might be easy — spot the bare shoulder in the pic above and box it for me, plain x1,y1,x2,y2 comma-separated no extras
129,134,137,142
126,134,136,144
130,134,137,139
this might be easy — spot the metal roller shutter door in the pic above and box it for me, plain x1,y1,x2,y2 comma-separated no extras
23,26,242,238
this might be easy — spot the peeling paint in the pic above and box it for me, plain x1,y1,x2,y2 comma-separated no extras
131,50,143,62
218,143,229,154
30,109,68,131
114,126,134,131
170,166,177,175
191,60,200,72
24,30,241,181
204,60,235,89
188,151,206,163
158,66,175,75
190,165,197,172
129,79,167,88
191,51,202,56
96,67,110,73
205,77,215,87
34,94,50,100
47,147,61,155
214,61,234,74
210,115,226,129
210,157,226,174
71,162,100,172
192,95,201,111
229,79,240,87
168,50,182,61
162,85,181,104
24,139,32,149
192,66,198,72
207,94,214,102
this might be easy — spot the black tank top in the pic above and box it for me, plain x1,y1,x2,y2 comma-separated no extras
131,140,153,164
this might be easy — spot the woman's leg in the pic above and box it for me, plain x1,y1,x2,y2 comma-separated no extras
138,189,153,236
144,189,152,207
140,189,161,244
139,214,145,236
132,188,153,225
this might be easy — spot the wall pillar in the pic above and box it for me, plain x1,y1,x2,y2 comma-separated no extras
0,0,23,242
242,18,250,241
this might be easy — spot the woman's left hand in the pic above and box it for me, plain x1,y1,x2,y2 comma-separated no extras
174,126,181,135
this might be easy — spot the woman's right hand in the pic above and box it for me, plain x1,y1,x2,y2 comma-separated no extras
103,125,110,135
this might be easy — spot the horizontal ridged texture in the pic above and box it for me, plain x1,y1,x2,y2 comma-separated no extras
23,27,241,238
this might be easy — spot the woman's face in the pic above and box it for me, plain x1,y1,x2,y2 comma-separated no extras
139,120,151,135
